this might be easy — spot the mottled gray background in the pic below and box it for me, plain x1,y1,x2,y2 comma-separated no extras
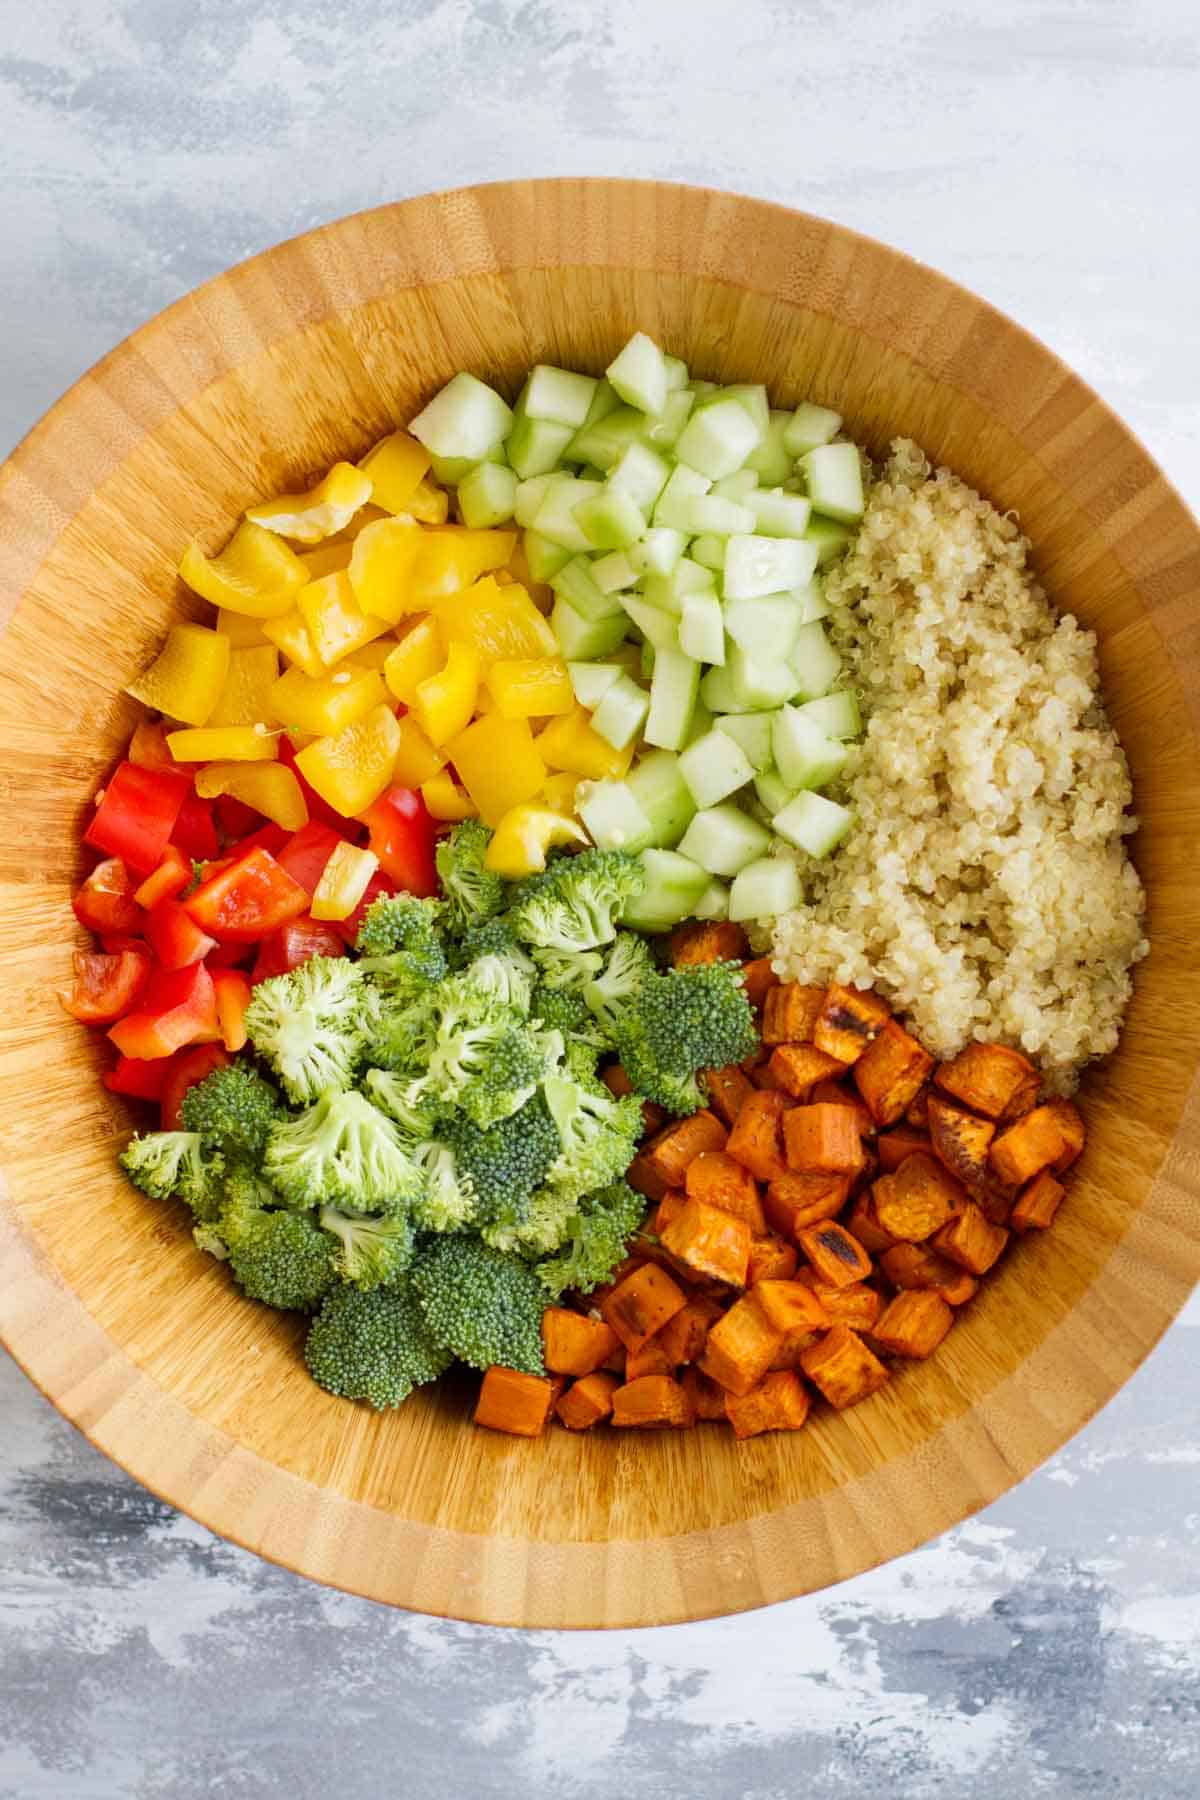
2,2,1199,1795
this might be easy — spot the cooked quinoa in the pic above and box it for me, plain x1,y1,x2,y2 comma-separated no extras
765,440,1147,1091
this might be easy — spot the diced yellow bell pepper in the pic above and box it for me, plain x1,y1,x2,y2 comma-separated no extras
329,503,389,543
445,714,546,827
420,771,478,821
179,520,306,617
295,704,401,816
412,641,480,748
216,607,270,647
485,656,574,719
348,516,425,624
405,475,450,524
297,541,353,580
435,577,557,670
392,714,447,788
269,665,386,737
126,623,231,726
484,804,588,878
297,571,390,668
207,646,280,727
357,431,432,513
167,724,279,763
194,761,309,830
343,638,396,671
536,707,636,781
383,617,445,705
310,841,380,921
245,461,374,544
541,772,579,813
409,528,517,608
261,609,326,678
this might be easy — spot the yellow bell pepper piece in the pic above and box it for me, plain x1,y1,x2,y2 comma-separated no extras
297,541,353,580
179,520,306,618
269,665,386,737
420,771,478,822
295,704,402,817
310,841,380,922
383,617,444,705
445,714,546,827
484,804,588,878
245,461,373,544
297,571,390,668
392,714,447,788
409,528,517,608
348,516,425,624
485,656,574,719
126,623,231,727
405,475,450,524
207,646,280,728
167,724,279,763
261,609,326,679
215,607,270,647
537,706,636,781
343,638,396,671
194,761,309,831
541,772,579,813
412,641,479,748
435,577,557,671
357,431,432,513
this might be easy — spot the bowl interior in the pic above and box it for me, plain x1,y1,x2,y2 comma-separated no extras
1,181,1198,1628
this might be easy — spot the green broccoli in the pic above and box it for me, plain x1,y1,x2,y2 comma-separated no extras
355,893,447,999
482,1185,576,1257
423,977,556,1129
508,849,645,954
361,1066,445,1140
119,1131,225,1219
535,1180,646,1298
457,946,535,1014
220,1188,335,1311
435,819,504,931
411,1235,546,1375
192,1221,229,1260
410,1140,477,1233
529,982,601,1040
319,1207,417,1290
304,1282,452,1409
440,1093,561,1226
582,931,656,1035
244,956,375,1104
612,961,758,1115
530,944,605,991
453,915,524,966
180,1061,282,1162
263,1088,426,1212
541,1070,643,1199
361,987,441,1075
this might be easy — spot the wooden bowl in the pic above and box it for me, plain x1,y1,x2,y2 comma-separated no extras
1,180,1197,1629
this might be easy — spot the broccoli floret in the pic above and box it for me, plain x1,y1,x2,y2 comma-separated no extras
582,931,656,1036
361,1066,445,1140
220,1189,335,1311
361,988,441,1075
535,1181,645,1298
192,1221,229,1261
482,1185,576,1257
508,849,645,954
562,1038,606,1085
458,947,535,1014
424,978,556,1129
180,1061,282,1162
529,981,605,1042
263,1089,426,1212
244,956,375,1105
454,915,524,966
411,1236,546,1375
319,1207,417,1290
541,1070,642,1199
355,893,447,1001
435,819,505,931
119,1131,225,1219
531,944,605,990
612,961,758,1116
305,1282,452,1409
440,1093,561,1226
410,1140,477,1234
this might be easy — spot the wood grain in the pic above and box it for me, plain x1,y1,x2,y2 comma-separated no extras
0,179,1197,1628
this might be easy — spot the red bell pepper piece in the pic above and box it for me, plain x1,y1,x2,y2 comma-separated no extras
100,933,148,955
213,794,264,842
73,858,141,935
171,790,220,861
104,1051,177,1102
108,961,218,1058
276,821,346,896
133,845,192,910
212,970,252,1052
160,1042,232,1131
251,915,346,982
183,846,310,943
144,898,218,971
84,761,191,875
205,939,254,968
60,950,150,1025
228,823,290,861
359,785,438,897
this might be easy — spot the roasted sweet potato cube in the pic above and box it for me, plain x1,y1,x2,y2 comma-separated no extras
871,1290,954,1359
761,981,824,1045
656,1293,725,1365
784,1103,866,1174
681,1364,728,1420
555,1371,620,1430
767,1043,847,1099
812,983,891,1065
625,1338,676,1381
877,1125,933,1172
753,1278,831,1337
703,1063,756,1127
542,1307,621,1376
906,1088,930,1128
763,1170,850,1238
747,1234,799,1284
685,1150,766,1231
699,1293,784,1396
725,1369,811,1438
474,1366,555,1437
1044,1098,1085,1170
797,1220,873,1289
727,1088,789,1182
795,1273,884,1331
879,1242,979,1306
800,1325,889,1408
661,1196,752,1287
602,1062,665,1135
844,1191,900,1254
740,957,780,1008
625,1152,671,1205
641,1110,728,1188
601,1262,688,1353
932,1201,1009,1274
928,1095,995,1189
989,1105,1068,1187
672,919,749,965
652,1190,687,1238
999,1072,1041,1119
872,1152,965,1242
1011,1169,1066,1233
853,1019,936,1126
935,1042,1038,1119
611,1374,695,1428
809,1077,875,1136
599,1340,627,1376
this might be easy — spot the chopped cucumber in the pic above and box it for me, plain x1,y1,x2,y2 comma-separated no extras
620,849,710,931
663,354,689,392
711,469,759,502
628,527,686,576
678,495,758,537
677,803,771,876
724,534,820,600
590,550,638,594
690,533,726,572
789,620,842,700
581,378,621,430
428,442,506,486
653,464,711,529
574,489,646,551
608,442,672,512
773,789,855,856
784,402,842,457
795,690,862,739
643,389,695,450
678,728,755,808
792,578,830,623
772,706,848,791
514,474,559,530
723,595,804,659
645,647,700,751
639,639,656,680
591,673,650,751
626,749,697,847
754,767,796,815
456,460,518,529
745,410,794,486
551,556,625,623
743,489,813,538
523,365,597,429
619,592,680,650
721,383,771,439
679,588,726,665
692,878,731,921
729,854,802,922
523,528,572,582
716,710,775,771
674,396,764,479
683,695,714,747
688,380,719,400
567,661,623,708
532,476,603,552
701,661,766,715
801,443,865,524
606,332,670,416
551,596,627,661
804,514,856,565
574,778,655,854
643,559,714,612
506,413,575,479
728,643,803,708
408,372,513,461
566,407,649,472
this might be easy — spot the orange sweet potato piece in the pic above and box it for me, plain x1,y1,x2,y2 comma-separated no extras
661,1196,752,1287
800,1324,889,1408
642,1110,728,1188
877,1125,933,1172
740,956,779,1008
879,1242,979,1306
763,1169,851,1238
812,983,891,1065
794,1273,885,1332
871,1290,954,1359
797,1220,873,1289
602,1062,666,1135
652,1190,687,1238
725,1369,811,1438
783,1103,867,1175
809,1077,875,1136
934,1042,1038,1119
753,1277,831,1337
542,1307,621,1376
703,1063,756,1128
611,1374,695,1428
625,1338,676,1381
1011,1168,1066,1233
853,1019,936,1126
474,1366,555,1437
699,1293,784,1395
672,919,749,966
989,1105,1068,1187
626,1152,671,1205
932,1201,1010,1274
872,1152,965,1242
601,1262,688,1352
747,1234,799,1284
555,1371,621,1430
681,1364,728,1420
656,1293,725,1365
768,1043,847,1099
685,1150,766,1231
844,1191,900,1254
727,1088,789,1182
761,981,824,1045
1044,1098,1085,1170
599,1340,627,1376
928,1095,995,1190
906,1088,930,1128
999,1072,1042,1119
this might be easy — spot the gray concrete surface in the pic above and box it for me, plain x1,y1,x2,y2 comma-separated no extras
1,2,1198,1794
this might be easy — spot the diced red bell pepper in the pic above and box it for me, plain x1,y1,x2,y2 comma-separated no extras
183,846,310,943
104,1051,177,1101
73,858,141,935
276,821,346,896
359,785,438,897
100,932,148,955
160,1042,232,1131
144,898,219,971
214,794,264,842
280,735,366,837
133,845,192,910
205,938,254,968
251,914,346,982
84,761,191,875
60,950,150,1024
228,822,290,861
171,790,220,861
334,869,397,946
128,719,178,771
212,969,252,1052
108,961,218,1059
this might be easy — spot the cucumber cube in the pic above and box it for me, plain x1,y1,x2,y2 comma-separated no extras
643,389,695,450
626,749,697,847
753,767,796,815
620,593,680,650
772,790,855,857
675,396,764,479
792,578,831,623
574,778,655,854
683,695,714,747
608,442,672,512
690,533,726,573
723,595,804,659
620,849,710,932
591,673,650,751
606,331,670,416
728,643,803,708
628,527,686,576
590,550,638,594
639,639,656,680
428,443,506,486
744,489,813,538
653,464,711,530
784,402,842,457
551,597,627,661
724,534,820,600
729,854,803,922
523,528,572,582
580,378,621,430
678,728,755,808
514,475,559,530
523,365,598,429
716,710,776,771
804,515,856,565
566,407,649,472
532,476,604,552
677,496,757,537
551,556,625,623
643,558,715,612
677,803,772,876
663,354,689,391
795,690,862,739
745,410,794,486
574,489,646,551
688,380,719,400
789,621,842,700
456,461,518,529
645,647,701,751
772,706,848,791
408,372,513,461
506,413,575,480
701,662,760,715
801,443,865,523
567,661,623,708
692,879,731,921
679,589,726,665
720,383,771,439
711,469,759,502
